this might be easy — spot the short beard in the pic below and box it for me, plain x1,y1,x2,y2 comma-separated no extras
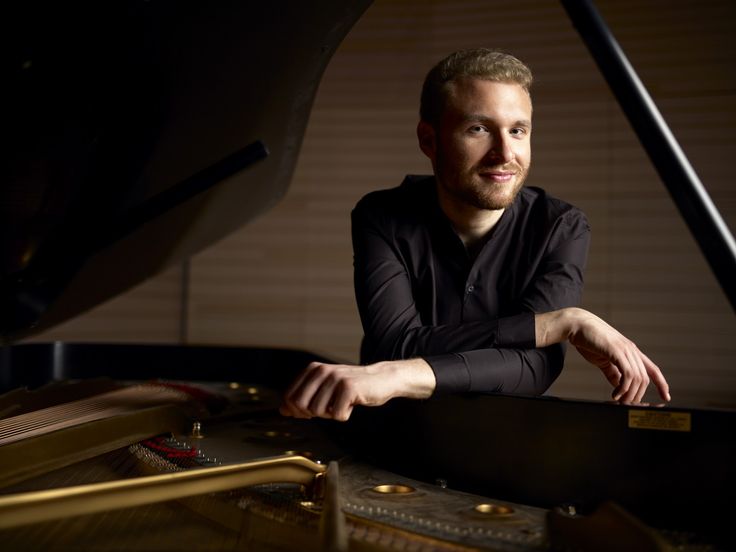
440,163,529,211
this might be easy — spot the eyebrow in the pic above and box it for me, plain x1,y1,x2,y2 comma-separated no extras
461,114,532,129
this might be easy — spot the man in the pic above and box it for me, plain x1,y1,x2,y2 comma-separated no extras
280,49,670,422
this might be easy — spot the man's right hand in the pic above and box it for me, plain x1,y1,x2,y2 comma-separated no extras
535,308,671,403
279,358,436,422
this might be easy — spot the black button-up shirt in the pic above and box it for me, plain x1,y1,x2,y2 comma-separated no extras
353,175,590,395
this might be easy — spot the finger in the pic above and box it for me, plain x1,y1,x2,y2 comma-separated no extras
308,374,341,418
630,349,649,404
642,353,671,402
632,380,647,404
282,384,315,418
279,402,313,419
284,365,333,418
334,403,354,422
612,358,633,402
283,365,321,416
634,367,649,403
331,380,358,422
630,374,648,404
618,353,644,404
284,361,322,398
614,343,647,403
598,362,621,388
279,402,312,419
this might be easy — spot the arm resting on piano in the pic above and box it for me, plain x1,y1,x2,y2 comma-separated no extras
279,308,671,422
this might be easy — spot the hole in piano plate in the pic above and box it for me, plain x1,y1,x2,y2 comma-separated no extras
370,484,416,495
473,503,515,517
227,383,260,395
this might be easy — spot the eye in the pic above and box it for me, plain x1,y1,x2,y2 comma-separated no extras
468,124,488,134
510,127,529,137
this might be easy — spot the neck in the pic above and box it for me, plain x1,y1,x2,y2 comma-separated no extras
436,186,505,250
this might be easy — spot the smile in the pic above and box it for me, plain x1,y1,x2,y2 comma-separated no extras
479,171,515,183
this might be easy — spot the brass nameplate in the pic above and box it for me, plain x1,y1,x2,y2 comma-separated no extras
628,410,691,432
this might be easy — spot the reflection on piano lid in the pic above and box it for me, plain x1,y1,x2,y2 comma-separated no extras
0,0,372,342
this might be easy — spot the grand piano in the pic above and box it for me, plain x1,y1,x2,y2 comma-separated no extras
1,1,734,550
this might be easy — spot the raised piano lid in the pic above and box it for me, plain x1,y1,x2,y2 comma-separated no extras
0,0,372,343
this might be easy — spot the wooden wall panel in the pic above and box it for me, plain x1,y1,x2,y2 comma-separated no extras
28,264,184,343
31,0,736,407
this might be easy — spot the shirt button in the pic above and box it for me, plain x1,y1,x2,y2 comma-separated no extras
467,285,475,293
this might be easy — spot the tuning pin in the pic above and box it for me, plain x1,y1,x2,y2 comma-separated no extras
191,421,204,439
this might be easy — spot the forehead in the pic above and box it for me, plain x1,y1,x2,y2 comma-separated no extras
442,78,532,120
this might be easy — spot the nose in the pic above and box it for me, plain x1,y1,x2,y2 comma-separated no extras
485,132,514,165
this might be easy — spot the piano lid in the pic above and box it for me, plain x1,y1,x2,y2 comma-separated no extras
1,0,372,343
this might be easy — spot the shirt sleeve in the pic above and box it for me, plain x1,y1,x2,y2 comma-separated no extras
352,197,591,396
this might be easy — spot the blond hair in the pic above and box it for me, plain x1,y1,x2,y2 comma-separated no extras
420,48,533,125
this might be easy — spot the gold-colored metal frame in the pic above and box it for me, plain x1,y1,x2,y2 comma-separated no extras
0,454,324,530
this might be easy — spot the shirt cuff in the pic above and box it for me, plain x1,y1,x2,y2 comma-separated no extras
497,312,536,349
423,353,470,396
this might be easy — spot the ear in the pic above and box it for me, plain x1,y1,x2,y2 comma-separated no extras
416,120,437,161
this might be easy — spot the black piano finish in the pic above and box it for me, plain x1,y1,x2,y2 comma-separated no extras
340,392,736,547
0,342,326,393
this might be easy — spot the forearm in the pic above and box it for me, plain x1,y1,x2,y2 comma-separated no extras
363,313,564,397
425,343,565,396
534,307,583,347
362,312,535,364
376,308,579,358
371,357,436,400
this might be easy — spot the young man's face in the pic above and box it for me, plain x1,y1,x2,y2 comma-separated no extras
419,78,532,212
